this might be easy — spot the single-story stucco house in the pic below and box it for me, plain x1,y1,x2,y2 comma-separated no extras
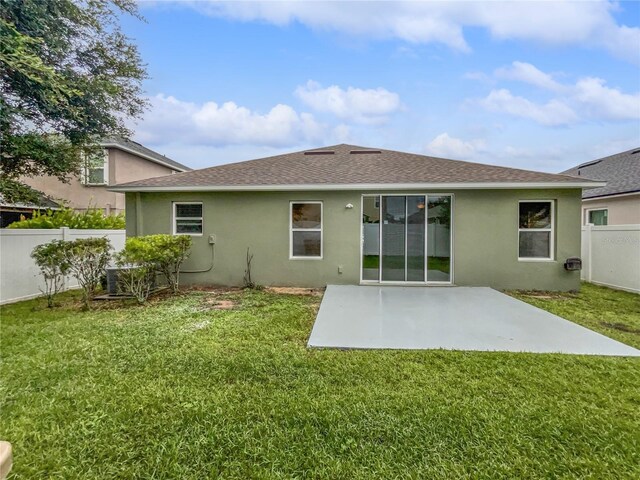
110,144,603,291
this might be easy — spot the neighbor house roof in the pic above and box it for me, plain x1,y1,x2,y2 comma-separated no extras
110,144,603,192
0,192,61,211
100,137,191,172
561,147,640,199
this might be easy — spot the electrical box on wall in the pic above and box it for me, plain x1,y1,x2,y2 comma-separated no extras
208,234,216,244
564,257,582,271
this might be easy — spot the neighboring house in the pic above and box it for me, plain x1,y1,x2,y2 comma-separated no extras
0,191,61,228
22,138,191,215
561,148,640,226
111,144,602,291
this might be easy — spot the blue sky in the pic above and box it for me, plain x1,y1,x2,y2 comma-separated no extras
122,1,640,172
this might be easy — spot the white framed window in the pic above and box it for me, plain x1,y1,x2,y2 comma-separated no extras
81,149,109,186
518,200,554,261
173,202,203,235
585,208,608,226
290,201,323,259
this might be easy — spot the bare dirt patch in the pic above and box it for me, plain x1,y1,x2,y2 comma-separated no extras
516,291,578,301
602,322,640,334
200,297,237,310
212,300,236,310
186,285,242,294
265,287,324,297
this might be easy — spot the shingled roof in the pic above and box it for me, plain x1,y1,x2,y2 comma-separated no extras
110,144,602,192
561,147,640,199
101,137,191,172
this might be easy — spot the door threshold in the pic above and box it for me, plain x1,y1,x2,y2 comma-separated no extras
359,282,456,287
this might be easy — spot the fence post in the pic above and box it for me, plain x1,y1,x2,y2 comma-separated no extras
61,227,70,291
585,224,592,283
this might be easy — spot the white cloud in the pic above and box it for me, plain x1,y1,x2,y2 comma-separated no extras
494,62,564,92
179,1,640,63
294,81,401,124
574,77,640,121
425,133,486,159
479,89,578,126
474,63,640,125
135,94,324,147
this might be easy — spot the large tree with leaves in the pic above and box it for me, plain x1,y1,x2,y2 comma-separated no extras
0,0,147,193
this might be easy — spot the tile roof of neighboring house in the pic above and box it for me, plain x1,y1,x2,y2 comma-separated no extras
100,137,191,172
561,147,640,199
110,143,603,192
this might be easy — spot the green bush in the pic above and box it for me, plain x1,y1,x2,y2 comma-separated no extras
115,235,192,302
143,235,192,293
8,207,125,229
64,237,112,308
31,240,71,307
115,248,156,304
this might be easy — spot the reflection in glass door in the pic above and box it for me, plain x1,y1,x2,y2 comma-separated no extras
406,196,426,281
362,194,451,283
381,196,407,281
362,196,380,280
427,196,451,282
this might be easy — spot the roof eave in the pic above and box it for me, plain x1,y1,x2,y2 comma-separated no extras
100,142,190,172
109,181,606,193
583,189,640,200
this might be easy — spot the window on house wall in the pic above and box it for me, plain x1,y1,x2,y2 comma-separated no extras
82,149,109,185
518,201,554,260
173,202,203,235
290,202,322,258
587,209,608,225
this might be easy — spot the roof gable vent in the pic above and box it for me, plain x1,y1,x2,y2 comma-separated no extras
350,150,381,154
304,150,334,155
577,159,603,169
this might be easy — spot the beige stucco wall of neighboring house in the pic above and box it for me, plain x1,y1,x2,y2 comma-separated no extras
22,148,179,214
582,193,640,225
111,149,177,185
125,188,583,291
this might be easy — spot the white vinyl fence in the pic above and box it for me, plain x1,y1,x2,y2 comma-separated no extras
0,228,125,304
363,223,451,257
581,224,640,294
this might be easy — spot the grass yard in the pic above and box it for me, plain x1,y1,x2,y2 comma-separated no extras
362,255,450,273
1,284,639,478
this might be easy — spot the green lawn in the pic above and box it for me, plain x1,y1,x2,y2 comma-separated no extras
1,284,639,479
363,255,450,273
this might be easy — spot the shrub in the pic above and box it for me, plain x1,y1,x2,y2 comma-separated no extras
115,238,157,304
144,235,192,293
8,207,125,229
31,240,71,307
114,235,192,302
64,237,112,308
115,262,156,305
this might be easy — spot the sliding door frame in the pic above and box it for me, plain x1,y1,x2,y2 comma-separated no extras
359,193,455,286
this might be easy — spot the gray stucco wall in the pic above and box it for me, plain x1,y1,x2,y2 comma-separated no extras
125,188,583,291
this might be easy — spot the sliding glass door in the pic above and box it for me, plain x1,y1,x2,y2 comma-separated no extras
381,196,407,281
362,194,451,283
426,195,452,283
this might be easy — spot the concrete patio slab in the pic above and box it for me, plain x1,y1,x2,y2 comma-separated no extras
308,285,640,356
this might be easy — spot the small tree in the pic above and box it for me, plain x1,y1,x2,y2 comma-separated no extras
31,240,71,307
65,237,112,308
146,234,192,293
115,237,157,303
243,247,256,289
